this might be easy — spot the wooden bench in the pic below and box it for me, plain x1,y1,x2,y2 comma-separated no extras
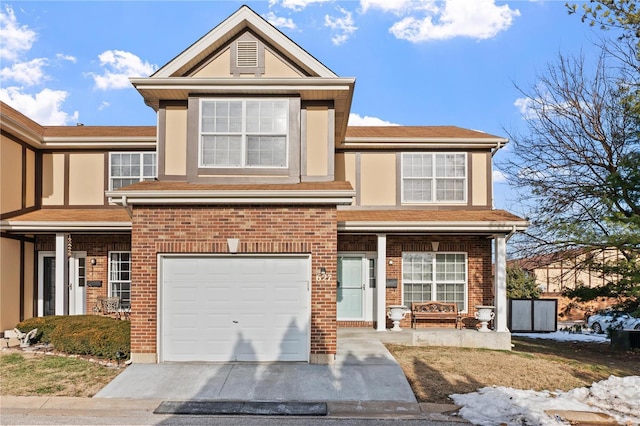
411,302,461,329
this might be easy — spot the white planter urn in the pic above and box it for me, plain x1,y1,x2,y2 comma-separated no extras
387,305,409,331
474,305,495,332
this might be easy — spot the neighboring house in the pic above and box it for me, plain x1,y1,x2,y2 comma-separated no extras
0,6,527,364
508,248,622,294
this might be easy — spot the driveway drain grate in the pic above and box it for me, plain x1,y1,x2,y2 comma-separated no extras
154,401,328,416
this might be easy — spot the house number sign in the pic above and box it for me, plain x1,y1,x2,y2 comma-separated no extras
315,273,333,281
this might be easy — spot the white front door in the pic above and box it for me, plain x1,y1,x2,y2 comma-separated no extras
337,256,365,320
38,251,86,316
68,253,86,315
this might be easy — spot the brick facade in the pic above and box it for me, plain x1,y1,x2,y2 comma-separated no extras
130,205,338,360
338,234,493,329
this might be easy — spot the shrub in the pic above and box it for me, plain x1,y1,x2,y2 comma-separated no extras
16,315,130,360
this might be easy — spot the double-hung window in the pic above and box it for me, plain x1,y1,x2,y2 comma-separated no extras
402,252,467,311
108,252,131,309
109,152,156,190
402,153,466,203
200,99,288,168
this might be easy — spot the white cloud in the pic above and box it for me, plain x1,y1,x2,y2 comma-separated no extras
493,169,507,183
56,53,77,63
0,86,79,125
325,7,358,45
361,0,519,42
348,113,399,126
89,50,157,90
360,0,428,15
514,96,537,119
0,58,48,86
0,5,37,61
98,101,110,111
263,12,297,30
270,0,331,12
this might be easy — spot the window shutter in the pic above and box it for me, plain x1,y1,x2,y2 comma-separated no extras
236,41,258,68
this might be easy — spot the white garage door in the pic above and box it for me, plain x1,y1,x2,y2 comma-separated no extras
161,256,310,362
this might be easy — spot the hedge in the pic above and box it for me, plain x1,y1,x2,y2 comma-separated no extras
16,315,130,360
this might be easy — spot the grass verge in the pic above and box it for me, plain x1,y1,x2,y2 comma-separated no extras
0,350,122,397
387,337,640,404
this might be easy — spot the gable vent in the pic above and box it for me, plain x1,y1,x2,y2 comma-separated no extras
236,41,258,68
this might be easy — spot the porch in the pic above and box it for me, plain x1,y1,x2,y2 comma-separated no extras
339,327,512,351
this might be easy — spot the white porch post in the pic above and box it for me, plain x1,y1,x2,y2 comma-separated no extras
54,233,69,315
494,234,508,332
376,233,387,331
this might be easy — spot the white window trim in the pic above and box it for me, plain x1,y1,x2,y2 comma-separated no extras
109,152,157,190
401,251,468,313
198,98,289,169
108,251,131,309
401,153,467,204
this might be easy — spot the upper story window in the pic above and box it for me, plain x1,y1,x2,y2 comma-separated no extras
199,99,288,168
402,153,466,203
109,152,156,190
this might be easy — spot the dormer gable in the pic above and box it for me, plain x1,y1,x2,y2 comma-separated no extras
151,5,336,79
187,30,306,79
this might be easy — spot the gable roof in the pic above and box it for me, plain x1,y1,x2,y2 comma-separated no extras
153,5,336,79
345,126,503,140
338,209,528,233
0,101,156,149
341,125,508,150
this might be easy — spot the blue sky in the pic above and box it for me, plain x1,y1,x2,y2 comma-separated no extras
1,1,604,214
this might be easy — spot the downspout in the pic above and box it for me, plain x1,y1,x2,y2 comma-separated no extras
122,195,133,218
505,225,517,242
491,139,507,157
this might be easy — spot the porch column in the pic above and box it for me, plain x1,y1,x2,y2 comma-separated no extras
376,233,387,331
493,234,508,332
54,233,69,315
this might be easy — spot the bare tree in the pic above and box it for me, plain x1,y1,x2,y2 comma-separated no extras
501,35,639,310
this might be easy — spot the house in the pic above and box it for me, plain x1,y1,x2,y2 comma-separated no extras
0,6,527,364
509,248,622,294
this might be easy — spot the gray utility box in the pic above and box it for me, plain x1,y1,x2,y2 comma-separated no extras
508,298,558,333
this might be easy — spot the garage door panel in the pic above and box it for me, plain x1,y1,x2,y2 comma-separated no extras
161,256,309,362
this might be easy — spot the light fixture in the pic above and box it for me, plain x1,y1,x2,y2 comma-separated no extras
227,238,239,254
91,258,97,266
431,241,440,252
388,259,394,265
320,267,327,275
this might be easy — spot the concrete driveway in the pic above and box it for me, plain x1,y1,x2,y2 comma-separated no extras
95,329,416,403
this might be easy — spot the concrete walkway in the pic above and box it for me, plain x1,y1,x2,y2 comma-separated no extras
95,329,416,402
1,329,468,422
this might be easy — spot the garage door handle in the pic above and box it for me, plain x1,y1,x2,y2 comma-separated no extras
232,320,238,323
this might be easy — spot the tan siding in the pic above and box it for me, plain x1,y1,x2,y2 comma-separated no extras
164,106,188,176
192,48,231,77
264,50,301,77
471,152,488,207
68,154,105,205
306,108,328,176
23,242,34,321
1,136,23,213
360,153,396,206
335,153,356,206
42,153,65,205
335,153,346,181
25,148,36,208
0,238,21,330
